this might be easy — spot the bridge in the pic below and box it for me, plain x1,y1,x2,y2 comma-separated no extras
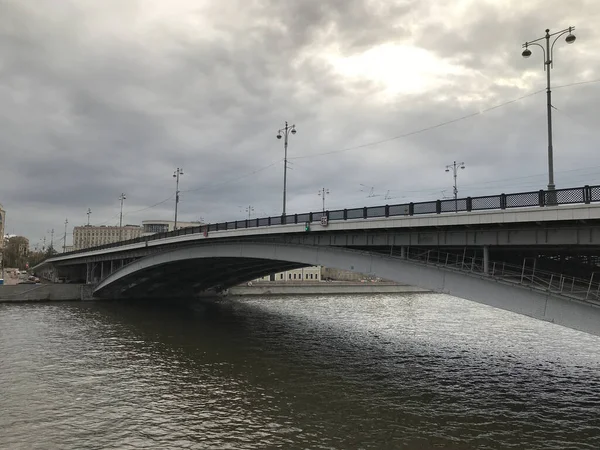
35,184,600,336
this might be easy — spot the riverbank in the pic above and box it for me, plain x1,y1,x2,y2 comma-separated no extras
227,281,429,296
0,282,429,303
0,284,93,303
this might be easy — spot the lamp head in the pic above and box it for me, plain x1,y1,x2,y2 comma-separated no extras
445,168,450,172
291,128,297,135
565,33,576,44
277,134,282,139
522,48,532,58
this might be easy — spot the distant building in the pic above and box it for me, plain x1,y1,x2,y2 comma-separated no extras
63,245,74,253
73,225,142,250
142,220,203,236
254,266,322,282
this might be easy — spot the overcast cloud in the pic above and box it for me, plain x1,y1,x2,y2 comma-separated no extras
0,0,599,248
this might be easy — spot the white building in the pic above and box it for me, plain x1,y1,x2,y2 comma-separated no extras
254,266,322,282
142,220,203,236
73,225,142,250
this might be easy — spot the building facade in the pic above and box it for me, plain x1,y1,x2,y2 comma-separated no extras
73,225,142,250
254,266,322,282
142,220,203,236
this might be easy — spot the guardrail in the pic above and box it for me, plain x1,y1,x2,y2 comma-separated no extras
403,247,600,304
60,184,600,257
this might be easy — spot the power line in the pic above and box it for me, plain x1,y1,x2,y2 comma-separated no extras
553,78,600,90
181,159,282,194
289,89,546,161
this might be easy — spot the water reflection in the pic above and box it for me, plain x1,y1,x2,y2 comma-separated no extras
1,294,599,449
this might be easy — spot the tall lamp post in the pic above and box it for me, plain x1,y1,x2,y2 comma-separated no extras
173,168,184,230
86,208,92,249
521,26,576,195
276,121,297,216
118,193,126,241
445,161,465,212
63,218,68,253
318,188,330,213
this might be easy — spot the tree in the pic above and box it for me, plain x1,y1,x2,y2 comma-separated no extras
4,236,29,269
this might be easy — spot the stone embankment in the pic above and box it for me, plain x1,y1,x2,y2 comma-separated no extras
0,284,94,302
226,281,429,296
0,282,429,303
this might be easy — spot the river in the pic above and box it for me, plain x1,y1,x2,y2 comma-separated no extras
1,293,599,449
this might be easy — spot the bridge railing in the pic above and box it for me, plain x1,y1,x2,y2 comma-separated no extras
59,184,600,257
402,248,600,304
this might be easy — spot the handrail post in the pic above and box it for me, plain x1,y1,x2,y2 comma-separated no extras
586,272,596,299
584,185,591,204
548,274,554,291
538,190,546,207
520,259,526,283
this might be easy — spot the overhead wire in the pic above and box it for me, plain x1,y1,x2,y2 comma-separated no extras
288,89,546,161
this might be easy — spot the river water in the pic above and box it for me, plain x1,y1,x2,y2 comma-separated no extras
1,293,599,449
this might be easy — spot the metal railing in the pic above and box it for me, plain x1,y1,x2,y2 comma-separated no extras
59,184,600,257
402,248,600,304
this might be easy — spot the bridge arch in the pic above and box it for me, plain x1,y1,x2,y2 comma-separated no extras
94,242,600,336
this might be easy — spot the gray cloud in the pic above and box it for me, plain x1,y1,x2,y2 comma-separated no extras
0,0,599,247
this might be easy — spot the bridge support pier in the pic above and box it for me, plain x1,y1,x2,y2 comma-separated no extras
86,263,91,284
483,246,489,275
400,246,406,259
100,261,105,280
110,260,114,275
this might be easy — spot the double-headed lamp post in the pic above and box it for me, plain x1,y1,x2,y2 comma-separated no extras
445,161,465,212
173,168,184,230
522,26,576,193
318,188,330,213
276,121,297,216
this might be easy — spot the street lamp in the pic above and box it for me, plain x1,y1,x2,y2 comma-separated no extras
276,121,297,216
63,218,68,253
173,168,184,230
86,208,92,226
445,161,465,212
521,26,576,195
318,188,330,213
118,193,126,241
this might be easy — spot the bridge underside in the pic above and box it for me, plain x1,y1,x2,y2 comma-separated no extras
96,257,308,299
86,242,600,337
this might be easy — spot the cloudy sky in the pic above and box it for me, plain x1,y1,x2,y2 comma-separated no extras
1,0,599,248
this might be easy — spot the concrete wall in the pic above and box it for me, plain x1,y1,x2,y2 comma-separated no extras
0,284,85,302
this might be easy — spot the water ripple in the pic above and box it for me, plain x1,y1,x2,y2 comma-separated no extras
1,295,599,449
